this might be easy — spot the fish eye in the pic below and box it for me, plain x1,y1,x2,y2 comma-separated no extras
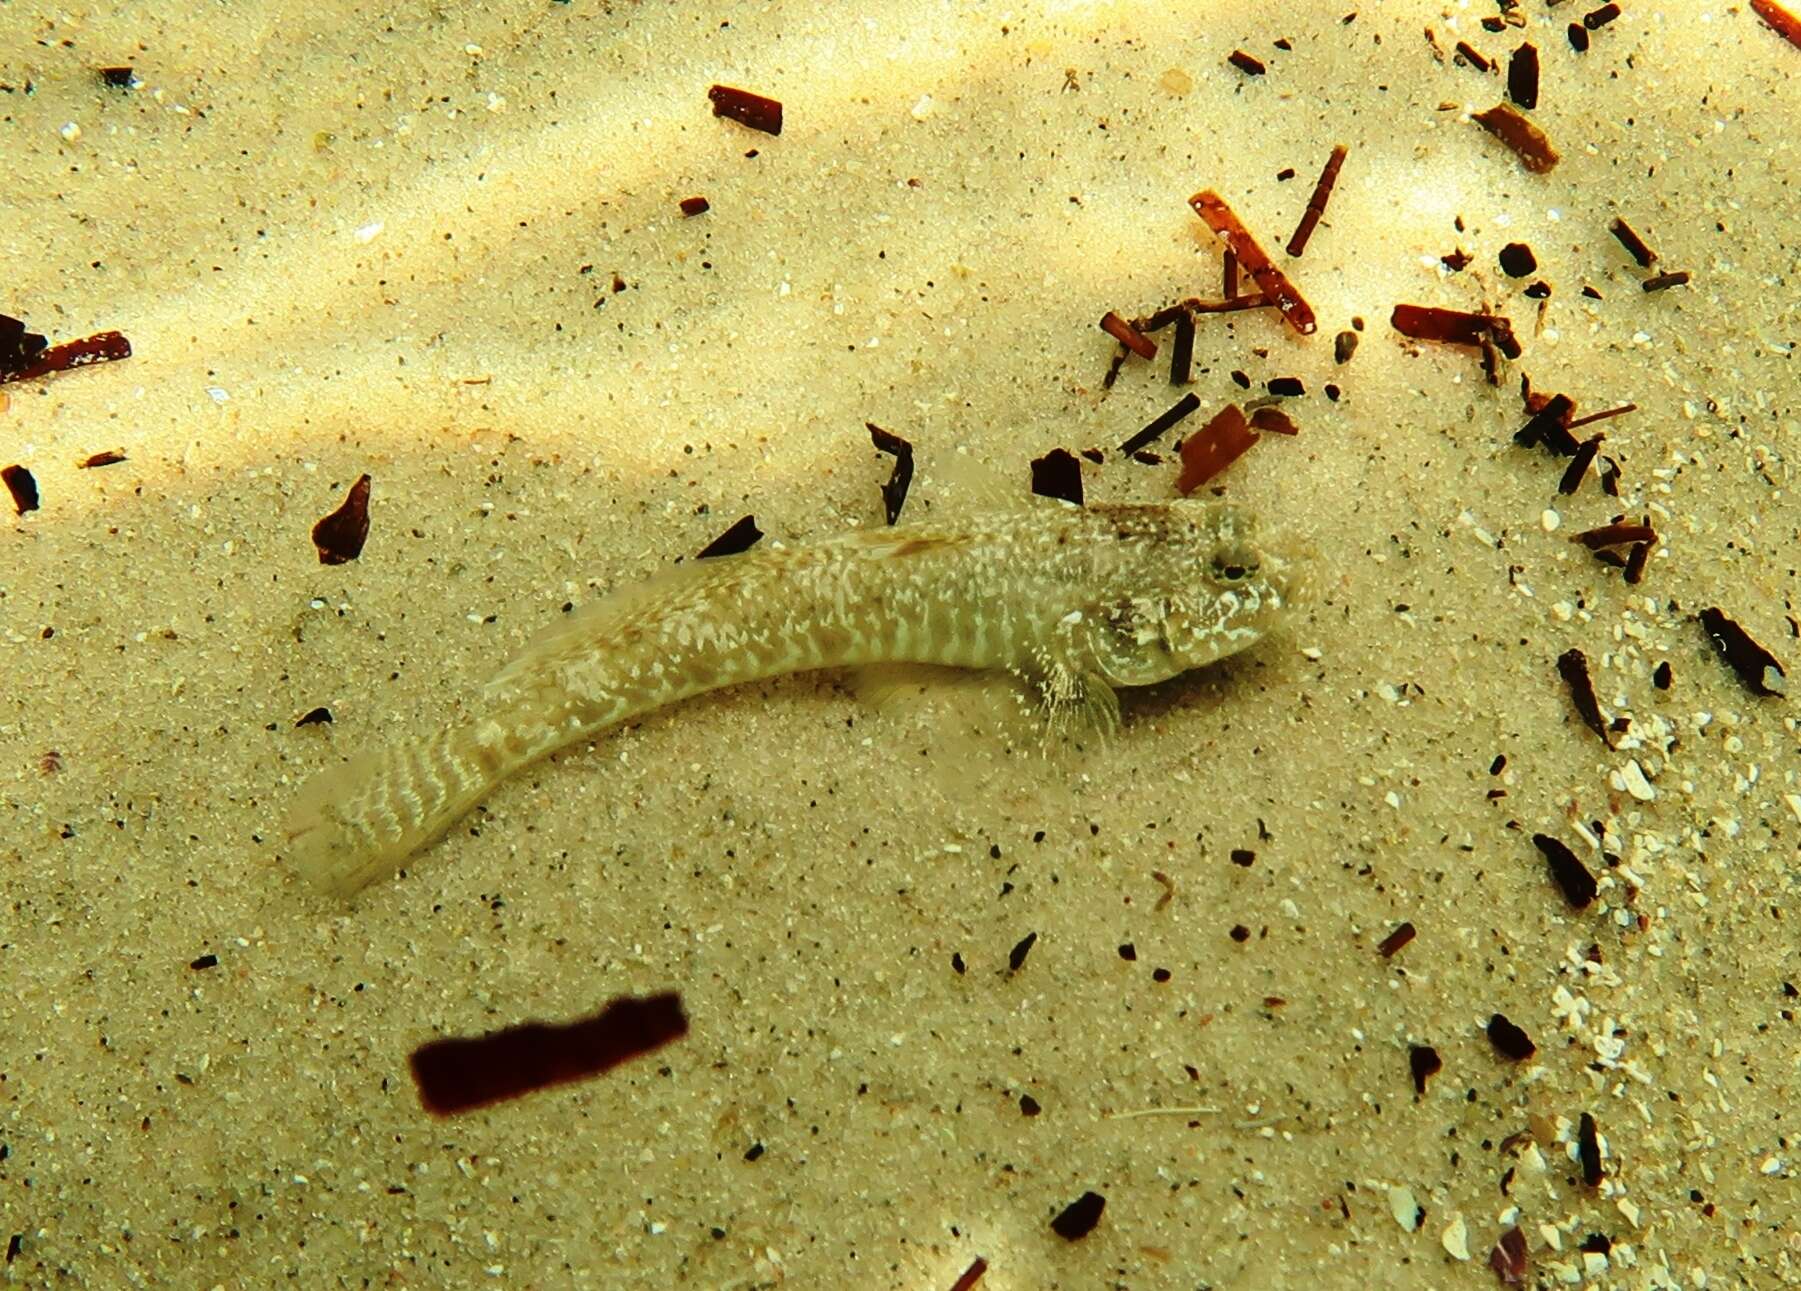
1210,554,1256,582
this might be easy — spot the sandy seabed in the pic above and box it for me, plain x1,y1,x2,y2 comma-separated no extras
3,2,1798,1287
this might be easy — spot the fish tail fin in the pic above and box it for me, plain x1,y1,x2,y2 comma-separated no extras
283,721,501,899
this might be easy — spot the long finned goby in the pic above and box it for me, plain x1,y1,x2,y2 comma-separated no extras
283,497,1300,898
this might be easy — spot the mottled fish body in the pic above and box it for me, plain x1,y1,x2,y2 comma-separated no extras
284,498,1297,897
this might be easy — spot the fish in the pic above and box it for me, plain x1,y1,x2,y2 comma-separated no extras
283,496,1299,898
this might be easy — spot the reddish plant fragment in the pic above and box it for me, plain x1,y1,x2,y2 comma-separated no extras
1698,607,1787,697
948,1256,989,1291
1378,921,1416,958
1169,308,1195,385
1642,270,1690,293
678,195,710,217
311,474,372,565
1556,648,1610,746
708,84,782,135
1608,217,1657,267
1030,447,1084,506
1532,832,1597,909
698,513,763,559
410,991,688,1116
1472,103,1560,174
1188,190,1316,335
1248,406,1298,436
1577,1112,1604,1186
1454,40,1492,71
1514,393,1578,455
1585,3,1622,29
2,464,39,515
78,449,127,469
1227,49,1266,75
1623,540,1652,585
867,421,915,525
1223,249,1239,298
1508,43,1540,108
1486,1013,1536,1061
1121,391,1201,454
1050,1190,1106,1240
1558,435,1604,494
1285,143,1348,257
1570,520,1655,550
1752,0,1801,49
1391,304,1520,360
0,324,132,386
1409,1044,1442,1095
1175,404,1257,494
1489,1226,1529,1285
1100,310,1157,360
1567,403,1636,430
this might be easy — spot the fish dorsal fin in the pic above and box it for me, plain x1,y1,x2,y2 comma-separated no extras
482,552,750,696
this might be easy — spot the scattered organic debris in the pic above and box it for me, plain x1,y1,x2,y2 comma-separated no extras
1472,103,1560,173
1556,647,1610,746
1378,922,1417,958
0,313,132,385
866,421,914,524
1050,1190,1106,1240
1100,310,1157,360
1752,0,1801,49
2,464,39,515
707,84,782,135
678,195,710,217
311,474,372,565
1507,43,1539,108
1120,392,1201,454
1285,143,1348,257
1188,190,1316,334
1486,1014,1536,1061
409,992,688,1115
1698,607,1786,696
1030,447,1084,505
1409,1044,1442,1095
1175,403,1257,494
1532,832,1597,909
697,514,763,558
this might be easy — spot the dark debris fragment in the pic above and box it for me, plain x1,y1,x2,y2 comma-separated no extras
311,474,372,565
697,513,763,559
1175,403,1257,495
1120,392,1201,455
1556,647,1610,747
707,84,782,136
1378,922,1416,958
1698,607,1786,697
1533,832,1597,909
1472,103,1559,174
2,464,39,515
1007,931,1038,973
1409,1044,1442,1095
1050,1190,1106,1240
1486,1013,1536,1061
1489,1225,1529,1285
409,991,688,1116
866,421,914,524
1030,447,1084,506
1578,1111,1605,1186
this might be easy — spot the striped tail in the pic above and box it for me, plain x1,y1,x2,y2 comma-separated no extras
283,720,504,899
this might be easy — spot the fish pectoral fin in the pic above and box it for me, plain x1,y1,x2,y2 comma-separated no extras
1016,656,1121,750
849,662,1056,756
